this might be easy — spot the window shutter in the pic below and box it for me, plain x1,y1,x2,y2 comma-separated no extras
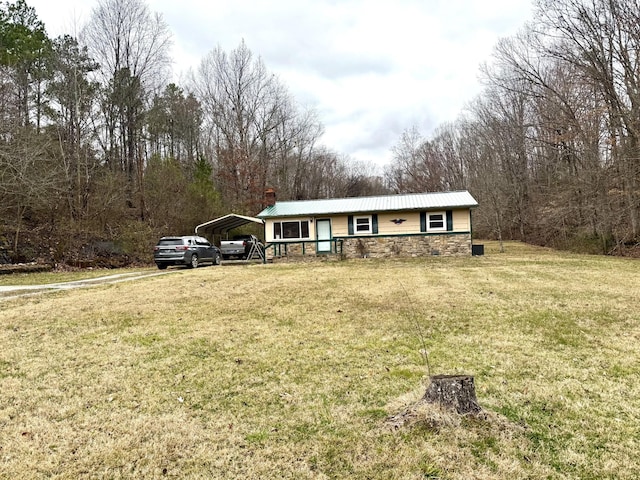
372,214,378,234
446,210,453,231
348,215,354,235
420,212,427,232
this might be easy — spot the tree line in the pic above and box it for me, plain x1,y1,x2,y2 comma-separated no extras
2,0,638,266
385,0,640,255
0,0,385,265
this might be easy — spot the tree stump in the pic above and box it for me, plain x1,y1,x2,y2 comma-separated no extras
423,374,482,415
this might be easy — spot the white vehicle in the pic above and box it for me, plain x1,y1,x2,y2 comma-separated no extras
219,234,263,260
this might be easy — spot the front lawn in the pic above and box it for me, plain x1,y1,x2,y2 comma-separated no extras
0,242,638,479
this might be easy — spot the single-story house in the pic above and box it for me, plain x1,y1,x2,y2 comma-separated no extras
256,189,479,260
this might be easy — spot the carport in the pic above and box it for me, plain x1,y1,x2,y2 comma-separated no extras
195,214,266,263
195,213,264,237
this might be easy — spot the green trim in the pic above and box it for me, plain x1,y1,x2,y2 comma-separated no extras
265,239,344,256
335,231,471,240
269,231,471,243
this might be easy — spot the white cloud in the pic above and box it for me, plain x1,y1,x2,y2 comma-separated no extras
27,0,533,167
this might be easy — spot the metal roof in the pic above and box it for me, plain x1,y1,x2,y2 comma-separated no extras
195,214,264,236
257,191,478,218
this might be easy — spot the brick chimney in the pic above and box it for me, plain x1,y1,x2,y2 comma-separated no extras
264,188,276,207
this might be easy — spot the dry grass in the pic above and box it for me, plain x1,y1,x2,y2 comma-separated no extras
0,267,157,287
1,242,639,479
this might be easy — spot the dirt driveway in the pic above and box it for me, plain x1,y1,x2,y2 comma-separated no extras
0,271,174,301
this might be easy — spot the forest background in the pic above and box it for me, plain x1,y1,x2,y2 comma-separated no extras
1,0,639,266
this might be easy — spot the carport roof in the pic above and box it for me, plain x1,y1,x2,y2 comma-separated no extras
195,214,264,236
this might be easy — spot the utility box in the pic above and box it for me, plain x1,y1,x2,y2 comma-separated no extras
472,244,485,256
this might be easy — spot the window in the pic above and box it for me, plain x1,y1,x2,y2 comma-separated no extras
273,220,310,240
421,210,453,232
355,216,371,233
348,214,378,235
159,239,183,246
428,212,446,231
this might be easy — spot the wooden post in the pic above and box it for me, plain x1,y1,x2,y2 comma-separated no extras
423,374,482,415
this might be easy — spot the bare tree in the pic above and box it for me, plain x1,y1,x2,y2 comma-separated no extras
464,96,518,248
195,41,278,212
83,0,172,216
269,104,326,200
429,123,469,191
535,0,640,243
386,126,447,193
335,159,388,198
0,130,61,254
195,40,332,211
46,34,101,224
83,0,171,90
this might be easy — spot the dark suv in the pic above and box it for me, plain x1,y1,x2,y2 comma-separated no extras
153,236,221,269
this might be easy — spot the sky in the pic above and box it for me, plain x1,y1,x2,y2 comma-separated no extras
26,0,534,168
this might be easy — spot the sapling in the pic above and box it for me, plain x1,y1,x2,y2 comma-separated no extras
398,281,432,378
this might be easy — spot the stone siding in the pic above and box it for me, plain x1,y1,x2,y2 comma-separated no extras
341,234,471,258
267,234,471,262
271,242,317,257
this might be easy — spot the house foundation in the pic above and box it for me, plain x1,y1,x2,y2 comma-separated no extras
341,233,472,258
266,233,472,262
